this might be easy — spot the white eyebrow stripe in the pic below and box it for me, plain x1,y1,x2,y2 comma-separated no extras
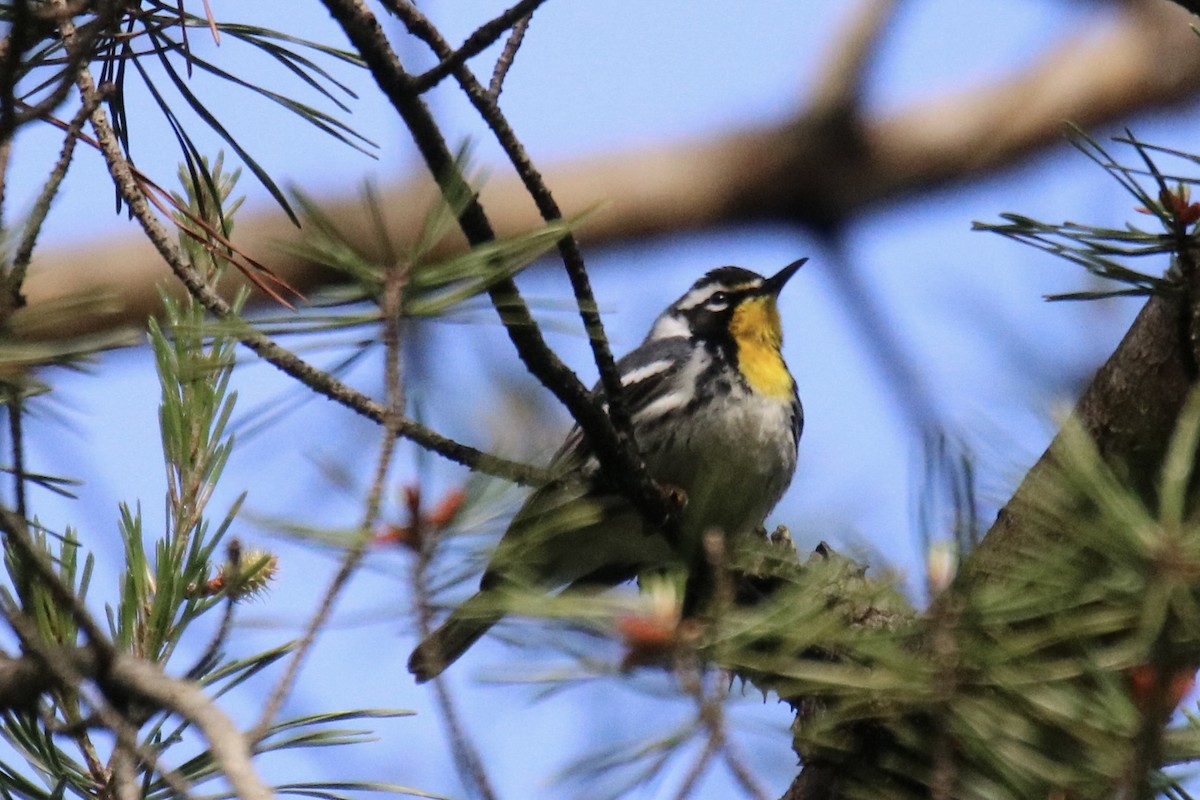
675,284,722,311
675,281,764,312
621,359,675,387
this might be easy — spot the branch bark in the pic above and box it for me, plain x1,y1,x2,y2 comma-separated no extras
972,289,1195,579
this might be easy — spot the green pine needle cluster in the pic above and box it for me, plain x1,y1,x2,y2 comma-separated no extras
0,158,417,800
6,0,370,225
975,127,1200,301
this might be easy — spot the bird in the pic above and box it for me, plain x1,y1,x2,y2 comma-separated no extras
408,258,806,682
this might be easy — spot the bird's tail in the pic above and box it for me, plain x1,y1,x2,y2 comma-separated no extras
408,592,503,683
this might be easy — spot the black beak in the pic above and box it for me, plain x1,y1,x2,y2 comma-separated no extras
763,257,807,296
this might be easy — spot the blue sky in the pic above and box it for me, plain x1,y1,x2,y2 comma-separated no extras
6,1,1199,798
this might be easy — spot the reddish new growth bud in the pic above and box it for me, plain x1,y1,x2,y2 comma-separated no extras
616,615,703,671
1128,662,1197,715
616,612,678,670
403,485,421,519
615,577,701,671
1156,186,1200,227
427,489,467,529
196,573,228,597
376,524,420,549
375,484,467,551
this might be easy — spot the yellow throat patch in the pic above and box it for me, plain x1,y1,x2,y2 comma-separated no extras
728,296,793,400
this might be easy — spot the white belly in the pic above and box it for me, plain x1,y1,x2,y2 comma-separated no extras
644,381,797,541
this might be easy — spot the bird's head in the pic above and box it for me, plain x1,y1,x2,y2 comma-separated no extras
649,258,806,349
647,258,806,400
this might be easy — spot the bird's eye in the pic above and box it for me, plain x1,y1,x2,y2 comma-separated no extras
706,291,730,310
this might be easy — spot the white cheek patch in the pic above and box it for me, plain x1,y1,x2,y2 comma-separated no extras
648,314,691,341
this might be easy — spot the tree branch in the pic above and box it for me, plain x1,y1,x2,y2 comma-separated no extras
390,0,639,470
319,0,674,530
970,289,1195,582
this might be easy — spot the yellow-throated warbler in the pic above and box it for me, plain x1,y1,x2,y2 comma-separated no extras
409,259,806,682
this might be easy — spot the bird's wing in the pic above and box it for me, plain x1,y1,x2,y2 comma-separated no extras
553,336,694,466
479,338,693,590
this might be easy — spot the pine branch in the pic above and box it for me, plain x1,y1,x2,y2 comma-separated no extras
63,26,546,486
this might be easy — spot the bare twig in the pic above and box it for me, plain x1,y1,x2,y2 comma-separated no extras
7,391,26,520
407,0,550,94
63,709,109,789
0,0,26,225
250,261,408,742
721,734,770,800
409,496,498,799
426,638,498,800
10,87,106,300
323,0,672,531
672,733,720,800
488,12,531,100
393,0,642,477
673,663,769,800
0,136,10,234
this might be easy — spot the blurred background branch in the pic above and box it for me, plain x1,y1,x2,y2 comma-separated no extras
19,0,1200,339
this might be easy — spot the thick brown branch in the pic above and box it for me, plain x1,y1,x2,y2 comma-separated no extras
971,288,1194,580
